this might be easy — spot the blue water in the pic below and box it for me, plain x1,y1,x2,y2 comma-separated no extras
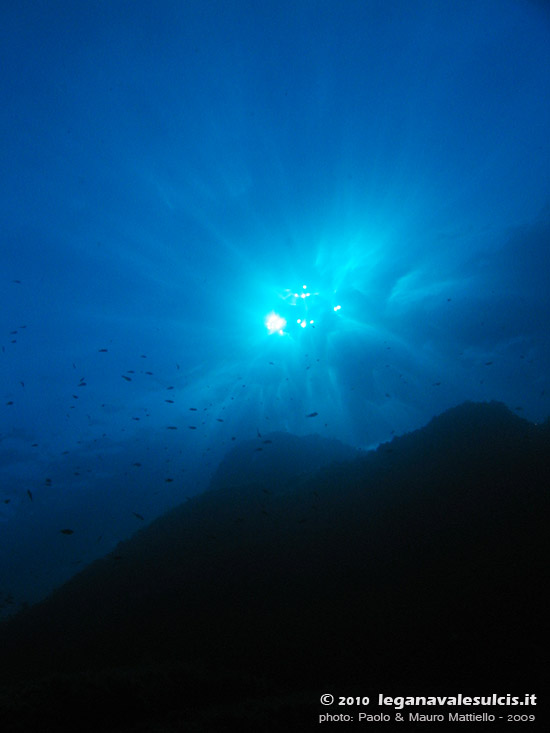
1,0,549,612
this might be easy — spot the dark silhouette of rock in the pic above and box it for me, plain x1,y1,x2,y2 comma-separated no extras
0,402,547,731
209,430,360,493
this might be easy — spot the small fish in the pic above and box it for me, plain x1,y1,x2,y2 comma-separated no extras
27,490,33,501
132,512,144,520
167,426,178,430
485,361,493,366
188,425,197,430
5,401,13,406
98,348,108,352
306,412,318,418
165,478,174,482
216,418,224,422
189,407,197,411
133,462,142,467
121,375,132,381
262,439,272,444
165,399,174,403
145,371,153,375
60,529,74,535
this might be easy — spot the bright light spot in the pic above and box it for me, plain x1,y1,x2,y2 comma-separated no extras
309,319,314,324
303,284,307,289
265,312,286,334
301,293,306,298
334,305,341,311
300,321,306,328
306,292,311,297
297,319,302,324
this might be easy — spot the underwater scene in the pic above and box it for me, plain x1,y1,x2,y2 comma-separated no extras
1,1,548,730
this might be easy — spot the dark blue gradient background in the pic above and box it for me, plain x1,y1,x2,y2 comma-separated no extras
1,0,549,611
